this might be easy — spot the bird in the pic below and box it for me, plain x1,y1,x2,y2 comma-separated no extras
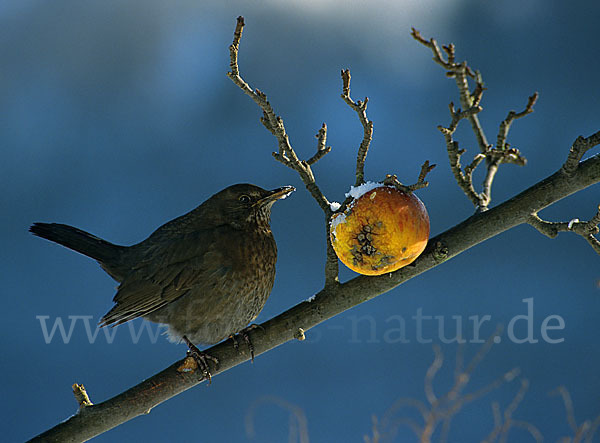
30,183,294,379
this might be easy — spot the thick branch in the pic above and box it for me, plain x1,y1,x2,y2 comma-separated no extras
29,144,600,443
29,19,600,443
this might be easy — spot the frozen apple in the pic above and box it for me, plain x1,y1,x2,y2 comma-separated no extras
330,183,430,275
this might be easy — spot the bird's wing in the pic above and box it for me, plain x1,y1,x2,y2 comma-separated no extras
99,227,234,327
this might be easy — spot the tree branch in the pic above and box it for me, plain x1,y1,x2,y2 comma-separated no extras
307,123,331,166
563,130,600,175
226,16,331,215
411,27,488,154
340,68,374,187
372,328,522,443
528,205,600,255
28,19,600,442
226,16,340,288
382,163,436,194
414,29,536,211
497,93,538,151
29,139,600,443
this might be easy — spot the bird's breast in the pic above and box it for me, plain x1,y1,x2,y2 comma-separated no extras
146,229,278,345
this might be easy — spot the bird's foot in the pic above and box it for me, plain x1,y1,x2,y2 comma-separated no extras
182,335,219,384
230,324,265,363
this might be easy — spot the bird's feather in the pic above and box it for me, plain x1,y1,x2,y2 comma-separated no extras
99,226,234,327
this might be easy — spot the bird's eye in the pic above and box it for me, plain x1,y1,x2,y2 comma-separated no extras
239,194,252,204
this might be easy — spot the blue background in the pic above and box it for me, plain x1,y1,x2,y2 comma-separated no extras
2,1,599,442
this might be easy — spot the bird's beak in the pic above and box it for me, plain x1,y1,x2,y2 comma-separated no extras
258,185,295,206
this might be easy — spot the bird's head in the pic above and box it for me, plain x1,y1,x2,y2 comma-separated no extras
206,183,295,229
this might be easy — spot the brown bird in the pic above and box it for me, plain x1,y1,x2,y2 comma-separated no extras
30,183,294,376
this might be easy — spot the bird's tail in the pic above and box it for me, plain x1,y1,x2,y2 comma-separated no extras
29,222,124,264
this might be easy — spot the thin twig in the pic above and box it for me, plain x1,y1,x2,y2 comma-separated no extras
482,402,503,443
29,145,600,440
585,414,600,442
497,93,539,151
528,205,600,255
382,162,436,194
244,395,309,443
437,101,490,209
336,68,433,215
424,344,443,406
411,27,488,154
363,415,381,443
340,69,373,187
405,328,516,442
441,137,485,207
482,378,542,443
28,21,600,443
509,420,544,443
550,386,579,433
563,130,600,175
227,16,331,214
414,28,537,212
72,384,93,409
499,379,530,443
307,123,331,165
226,16,341,287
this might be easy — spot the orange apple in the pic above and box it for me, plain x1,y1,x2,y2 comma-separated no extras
330,185,430,275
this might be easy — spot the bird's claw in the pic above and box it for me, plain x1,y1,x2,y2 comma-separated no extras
182,335,219,384
230,324,264,363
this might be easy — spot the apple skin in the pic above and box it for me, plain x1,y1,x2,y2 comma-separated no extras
330,186,430,275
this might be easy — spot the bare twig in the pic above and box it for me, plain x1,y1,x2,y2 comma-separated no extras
307,123,331,165
498,379,531,443
363,415,381,443
442,138,485,207
411,27,488,154
382,162,436,194
509,421,544,443
244,395,309,443
483,402,503,443
415,28,537,212
563,130,600,175
547,386,600,442
29,132,600,443
72,384,93,409
528,205,600,254
424,344,443,406
441,101,483,134
497,93,539,151
437,103,491,209
336,69,433,215
380,398,430,429
526,130,600,254
28,20,600,443
376,329,520,443
550,386,578,433
227,16,331,215
482,379,541,443
586,414,600,442
340,68,374,187
227,16,340,288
